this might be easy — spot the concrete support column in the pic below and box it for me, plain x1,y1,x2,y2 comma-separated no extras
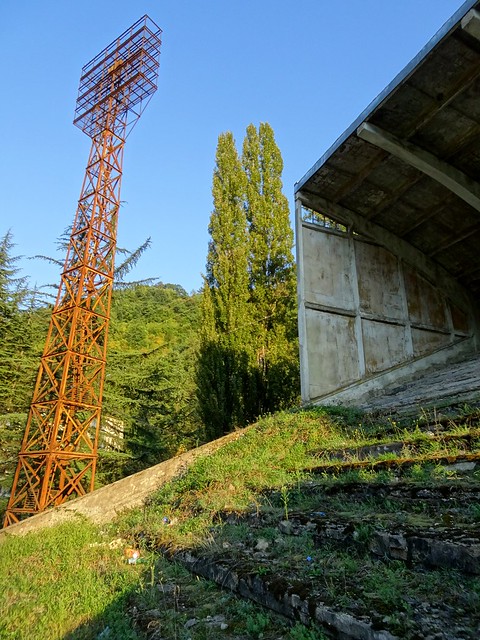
295,196,309,403
350,236,365,378
398,260,414,358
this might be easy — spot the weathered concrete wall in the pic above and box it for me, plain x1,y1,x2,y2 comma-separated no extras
296,207,480,406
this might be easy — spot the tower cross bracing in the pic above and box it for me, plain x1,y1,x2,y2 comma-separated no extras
4,15,162,526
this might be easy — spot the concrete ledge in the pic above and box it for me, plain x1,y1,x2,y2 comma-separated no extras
0,428,247,541
308,340,476,408
170,549,397,640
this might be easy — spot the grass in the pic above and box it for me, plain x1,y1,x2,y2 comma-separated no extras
0,516,329,640
0,518,142,640
1,404,480,638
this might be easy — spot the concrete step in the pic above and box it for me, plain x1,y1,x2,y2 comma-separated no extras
363,354,480,414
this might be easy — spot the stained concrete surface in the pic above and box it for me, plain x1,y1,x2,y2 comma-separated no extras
362,353,480,414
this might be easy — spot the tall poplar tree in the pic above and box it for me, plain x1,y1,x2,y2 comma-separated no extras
198,125,300,438
242,123,299,413
197,132,252,438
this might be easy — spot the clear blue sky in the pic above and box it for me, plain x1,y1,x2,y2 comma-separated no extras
0,0,467,294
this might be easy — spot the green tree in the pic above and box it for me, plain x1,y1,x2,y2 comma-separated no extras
197,125,299,439
242,123,299,413
0,228,203,493
0,231,40,415
197,132,253,439
0,231,49,510
100,283,202,479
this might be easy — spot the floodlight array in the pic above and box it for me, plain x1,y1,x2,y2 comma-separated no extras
74,15,162,138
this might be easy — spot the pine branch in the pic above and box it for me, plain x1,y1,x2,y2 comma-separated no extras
114,237,152,281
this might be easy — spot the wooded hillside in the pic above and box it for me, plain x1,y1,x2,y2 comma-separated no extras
0,279,202,507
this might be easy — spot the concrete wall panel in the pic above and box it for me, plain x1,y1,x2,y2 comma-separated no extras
305,308,359,398
450,303,469,334
355,242,405,320
362,319,407,374
412,328,452,356
303,228,355,310
404,267,448,330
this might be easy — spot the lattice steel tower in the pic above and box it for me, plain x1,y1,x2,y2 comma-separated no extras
4,16,162,526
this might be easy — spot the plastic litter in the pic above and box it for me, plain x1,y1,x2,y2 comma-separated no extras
124,547,141,564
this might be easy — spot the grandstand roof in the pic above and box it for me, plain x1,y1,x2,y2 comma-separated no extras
296,0,480,297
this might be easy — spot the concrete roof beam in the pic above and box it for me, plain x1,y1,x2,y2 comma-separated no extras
461,9,480,40
357,122,480,213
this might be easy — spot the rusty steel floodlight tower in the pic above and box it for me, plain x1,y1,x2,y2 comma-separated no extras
4,16,162,527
